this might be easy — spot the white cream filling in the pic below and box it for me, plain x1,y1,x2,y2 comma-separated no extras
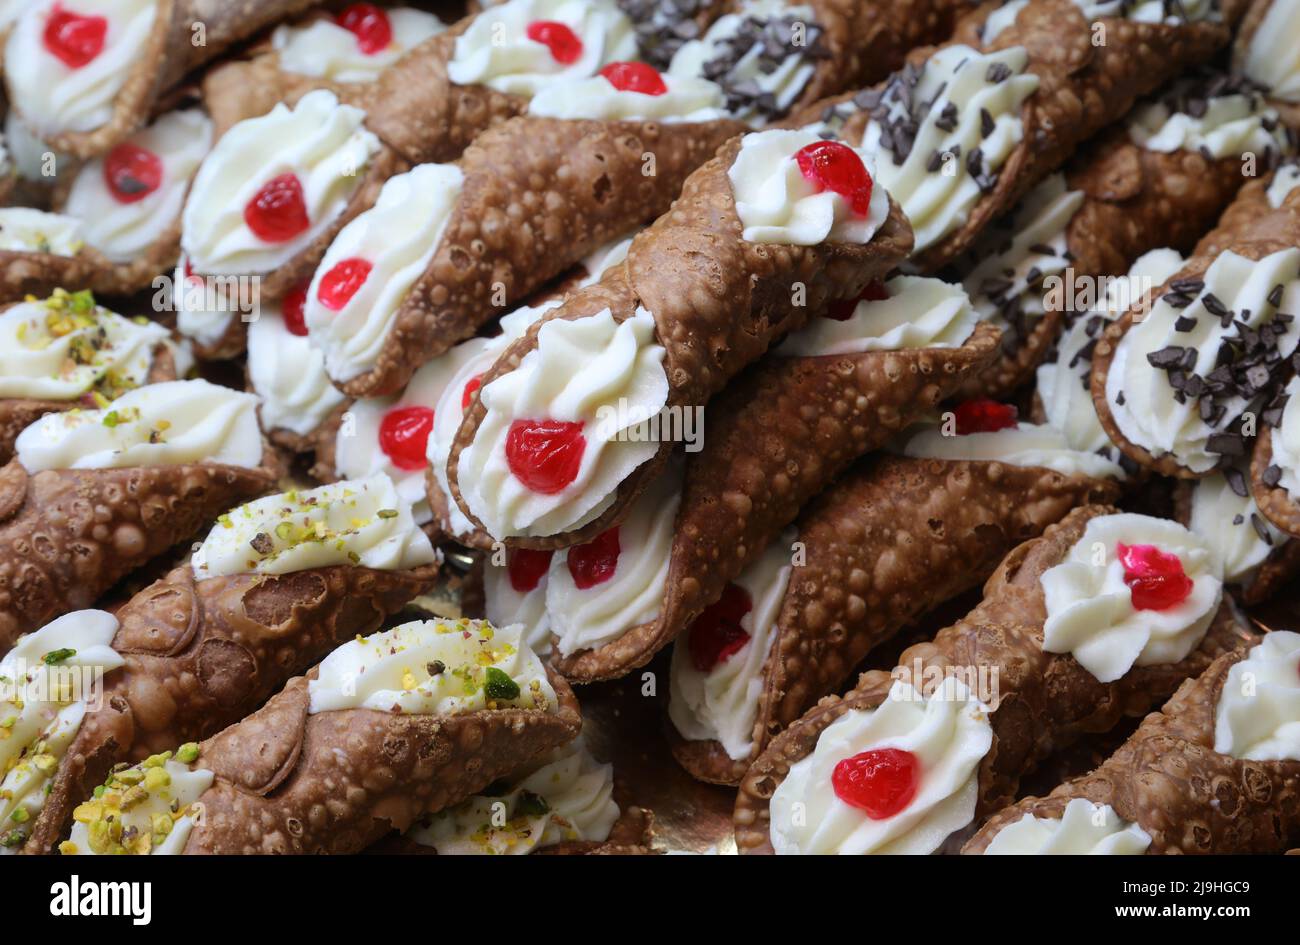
181,90,381,276
901,420,1125,480
246,303,347,438
1268,163,1300,207
1213,630,1300,761
447,0,637,98
0,610,123,848
0,206,82,255
528,70,726,122
1127,92,1288,162
273,8,445,83
668,532,794,761
406,735,619,854
1037,248,1187,455
0,295,172,400
191,474,435,579
483,547,554,659
1072,0,1220,23
777,275,978,357
5,0,158,136
1188,471,1286,583
1239,0,1300,103
547,458,681,657
65,757,212,855
15,378,263,473
1272,375,1300,495
63,109,212,263
980,0,1029,42
1106,248,1300,473
1040,513,1222,683
983,798,1151,854
306,162,463,384
769,677,993,855
308,618,557,715
729,128,889,245
858,45,1039,253
458,306,668,540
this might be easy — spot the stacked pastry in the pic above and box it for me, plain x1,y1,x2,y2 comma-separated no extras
0,0,1297,857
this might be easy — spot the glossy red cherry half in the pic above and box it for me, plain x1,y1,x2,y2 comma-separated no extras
525,20,583,64
244,173,310,244
507,547,554,594
567,527,620,589
953,399,1018,435
281,281,311,336
461,374,483,411
335,3,392,55
505,419,585,495
103,144,163,204
1117,542,1193,611
44,5,106,69
599,61,667,95
832,748,921,820
316,258,372,311
687,583,752,673
795,140,873,218
378,405,434,471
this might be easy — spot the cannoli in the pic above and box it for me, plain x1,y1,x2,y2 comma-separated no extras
1090,163,1300,477
733,506,1255,853
0,289,192,464
59,618,581,855
1234,0,1300,129
1,0,323,160
954,70,1289,399
965,630,1300,854
795,0,1238,270
0,378,280,650
2,473,439,854
376,734,655,854
0,107,214,301
1250,376,1300,535
448,128,912,548
245,278,349,455
666,409,1125,784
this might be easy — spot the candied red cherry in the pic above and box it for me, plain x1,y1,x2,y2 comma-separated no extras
317,258,372,311
952,398,1018,435
507,547,554,593
103,144,163,204
461,374,483,411
688,583,753,673
824,280,890,321
567,527,621,589
281,281,311,336
832,748,921,819
378,405,434,471
182,257,203,287
525,20,583,64
43,5,106,69
335,2,392,55
1117,542,1193,611
505,419,585,495
599,62,667,96
795,140,873,217
244,173,310,243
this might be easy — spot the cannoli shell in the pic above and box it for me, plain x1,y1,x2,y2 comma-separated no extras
1233,0,1300,131
0,453,281,652
0,336,186,465
448,135,914,549
341,114,747,398
1173,474,1300,603
1250,425,1300,537
733,505,1257,853
20,559,439,854
958,123,1254,400
963,644,1300,854
551,326,1000,684
21,0,325,160
670,454,1123,784
179,665,582,854
1090,175,1300,478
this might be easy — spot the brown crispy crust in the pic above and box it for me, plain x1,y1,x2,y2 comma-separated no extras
552,326,998,684
20,559,439,854
0,454,280,652
957,122,1253,400
10,0,325,160
670,454,1123,784
963,644,1300,854
342,114,746,398
1172,473,1300,603
179,665,581,854
1250,425,1300,536
734,505,1258,853
0,337,185,465
1090,175,1300,478
448,135,913,550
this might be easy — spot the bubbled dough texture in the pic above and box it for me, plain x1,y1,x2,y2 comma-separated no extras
964,644,1300,854
21,558,439,853
181,666,582,854
1090,177,1300,478
733,505,1257,853
669,452,1122,785
0,455,279,651
956,119,1254,401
